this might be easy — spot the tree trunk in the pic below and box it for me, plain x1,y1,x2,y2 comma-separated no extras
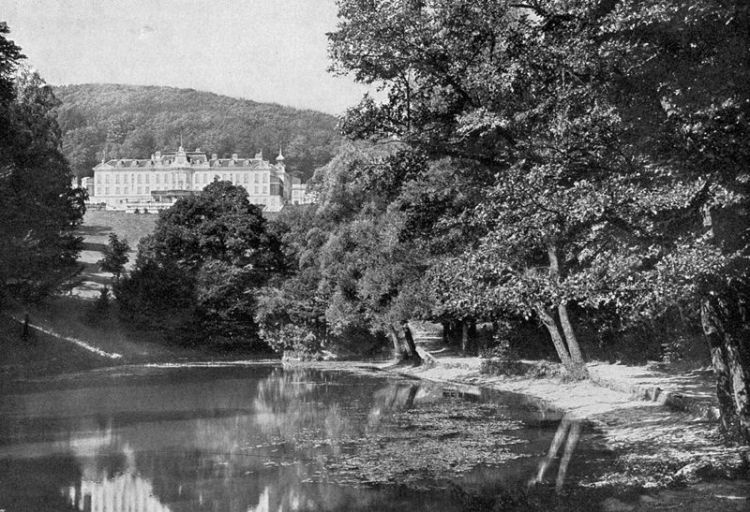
537,307,574,370
702,299,738,435
402,323,422,364
702,289,750,443
547,244,587,379
444,320,461,346
725,335,750,442
468,320,477,354
389,325,406,360
461,321,469,354
558,304,587,379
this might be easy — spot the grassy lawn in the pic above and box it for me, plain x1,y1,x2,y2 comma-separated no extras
79,209,158,250
72,210,159,297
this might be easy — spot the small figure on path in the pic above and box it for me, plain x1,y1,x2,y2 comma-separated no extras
21,313,30,340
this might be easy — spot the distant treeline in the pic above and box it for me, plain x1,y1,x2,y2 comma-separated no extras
54,84,342,180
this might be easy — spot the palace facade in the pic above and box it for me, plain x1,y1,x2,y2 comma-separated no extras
90,146,306,213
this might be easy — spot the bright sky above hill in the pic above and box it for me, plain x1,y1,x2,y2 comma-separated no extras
3,0,370,115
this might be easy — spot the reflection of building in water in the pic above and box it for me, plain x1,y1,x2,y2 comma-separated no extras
248,485,317,512
66,470,170,512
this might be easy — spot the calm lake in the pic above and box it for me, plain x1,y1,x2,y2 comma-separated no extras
0,364,615,511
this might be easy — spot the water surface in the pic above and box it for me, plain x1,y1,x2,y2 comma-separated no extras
0,364,613,511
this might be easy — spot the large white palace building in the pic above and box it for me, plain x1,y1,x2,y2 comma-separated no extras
89,145,315,213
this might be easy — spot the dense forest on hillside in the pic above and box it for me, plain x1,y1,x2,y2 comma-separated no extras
54,84,342,180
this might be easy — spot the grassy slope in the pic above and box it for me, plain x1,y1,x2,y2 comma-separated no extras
0,315,105,387
0,209,203,382
80,209,158,250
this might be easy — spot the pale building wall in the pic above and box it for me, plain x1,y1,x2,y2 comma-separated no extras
291,183,316,205
90,147,300,212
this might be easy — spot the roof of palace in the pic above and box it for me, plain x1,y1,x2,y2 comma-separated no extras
94,147,285,171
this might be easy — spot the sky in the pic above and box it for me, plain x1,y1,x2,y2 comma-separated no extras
2,0,370,115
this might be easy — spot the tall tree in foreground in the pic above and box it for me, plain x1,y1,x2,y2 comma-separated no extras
604,0,750,441
0,23,85,302
330,0,630,377
330,0,750,439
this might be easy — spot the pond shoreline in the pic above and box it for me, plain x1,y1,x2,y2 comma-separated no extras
286,356,750,504
284,357,656,419
2,301,748,510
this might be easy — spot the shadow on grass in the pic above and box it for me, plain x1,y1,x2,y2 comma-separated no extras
82,241,108,252
76,261,111,287
77,224,113,237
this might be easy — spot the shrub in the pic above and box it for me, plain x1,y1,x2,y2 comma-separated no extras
260,324,322,359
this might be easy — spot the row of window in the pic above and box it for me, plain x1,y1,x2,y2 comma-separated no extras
96,172,270,186
99,184,271,196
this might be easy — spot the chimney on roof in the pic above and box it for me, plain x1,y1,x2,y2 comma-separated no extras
211,153,218,160
232,153,238,160
155,151,162,159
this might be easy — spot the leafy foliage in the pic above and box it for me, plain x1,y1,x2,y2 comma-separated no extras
0,24,85,302
98,233,130,281
255,141,446,358
116,180,285,346
328,0,750,433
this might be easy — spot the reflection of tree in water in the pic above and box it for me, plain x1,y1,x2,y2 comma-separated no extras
0,455,83,512
253,368,355,455
445,417,621,512
367,382,421,429
2,367,619,512
54,370,447,512
529,416,582,491
252,369,439,448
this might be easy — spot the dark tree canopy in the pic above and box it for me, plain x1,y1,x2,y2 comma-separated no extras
116,180,285,346
0,24,85,302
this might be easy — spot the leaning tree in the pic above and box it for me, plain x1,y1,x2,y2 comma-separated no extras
329,0,750,440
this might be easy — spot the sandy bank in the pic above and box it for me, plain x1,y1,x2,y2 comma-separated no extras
387,356,643,419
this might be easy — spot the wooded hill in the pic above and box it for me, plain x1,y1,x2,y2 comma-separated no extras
54,84,342,180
